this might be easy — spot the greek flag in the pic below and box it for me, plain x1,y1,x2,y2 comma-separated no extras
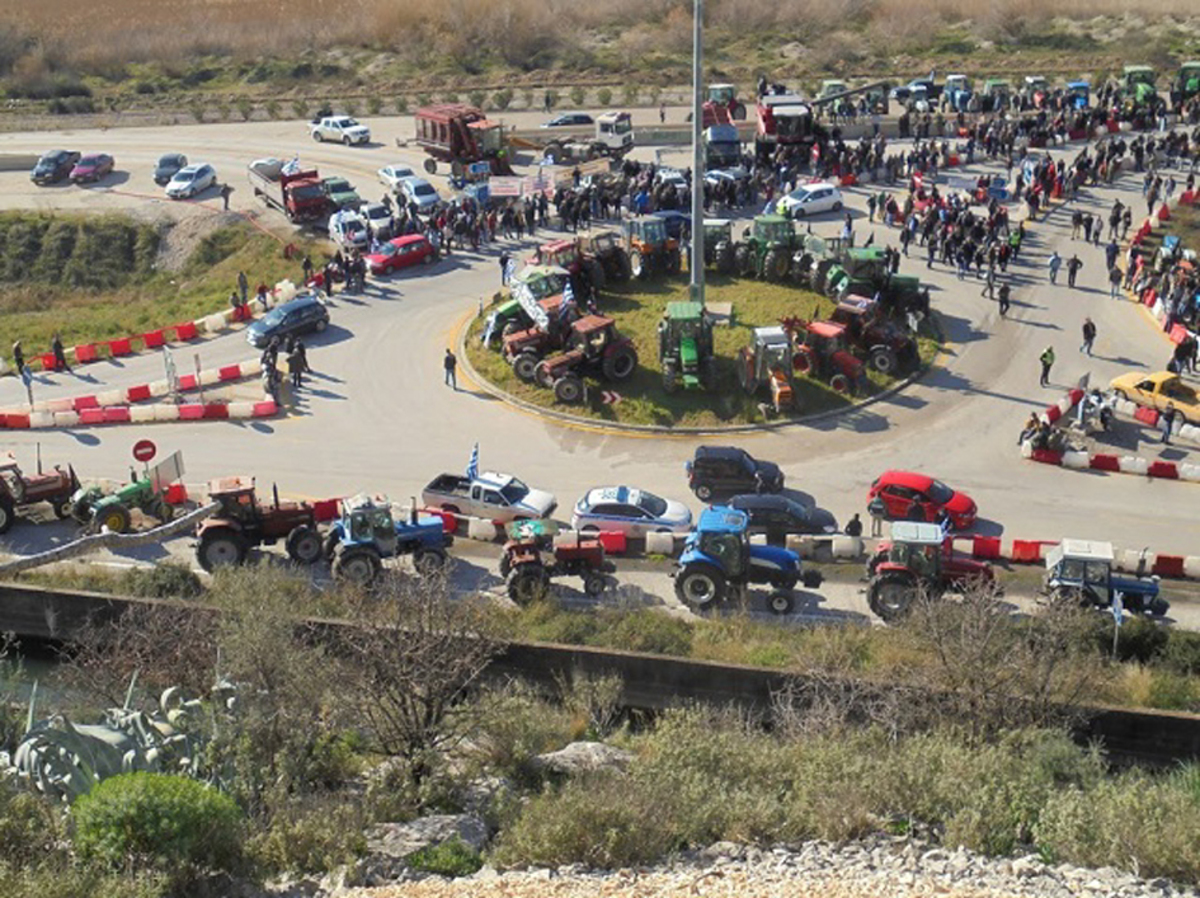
466,443,479,481
281,155,301,176
504,257,518,283
1111,592,1124,627
559,279,575,321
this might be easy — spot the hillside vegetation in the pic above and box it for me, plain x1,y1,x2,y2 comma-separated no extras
2,2,1198,114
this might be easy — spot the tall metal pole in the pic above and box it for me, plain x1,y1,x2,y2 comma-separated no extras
689,0,705,307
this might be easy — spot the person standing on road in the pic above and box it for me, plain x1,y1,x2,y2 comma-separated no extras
287,341,309,389
1066,254,1083,288
220,183,232,211
1082,213,1094,243
1108,265,1123,299
997,282,1011,317
1039,345,1056,387
500,250,511,286
10,340,25,377
50,333,70,373
1105,238,1120,272
1081,317,1096,356
868,496,886,538
302,254,313,283
1161,403,1178,444
443,348,457,390
1048,250,1062,284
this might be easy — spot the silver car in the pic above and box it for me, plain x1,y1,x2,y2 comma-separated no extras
165,163,217,199
571,486,692,537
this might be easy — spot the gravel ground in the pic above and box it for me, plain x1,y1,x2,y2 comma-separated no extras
344,837,1199,898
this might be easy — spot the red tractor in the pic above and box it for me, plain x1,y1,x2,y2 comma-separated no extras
500,519,616,604
533,315,639,404
701,83,748,126
830,295,920,376
413,103,514,177
534,238,611,291
0,455,78,533
865,521,996,622
781,318,865,394
194,477,323,572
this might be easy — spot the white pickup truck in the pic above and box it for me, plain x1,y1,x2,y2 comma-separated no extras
311,116,371,146
421,472,557,523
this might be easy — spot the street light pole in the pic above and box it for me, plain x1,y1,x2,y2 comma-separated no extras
689,0,705,308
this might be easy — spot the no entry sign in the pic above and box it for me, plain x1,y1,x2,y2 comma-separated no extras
132,439,157,463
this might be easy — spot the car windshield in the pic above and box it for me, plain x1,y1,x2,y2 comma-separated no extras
414,183,436,197
499,478,530,504
334,118,358,128
927,480,954,504
260,308,286,328
174,170,196,181
159,155,182,167
635,491,668,518
366,207,388,220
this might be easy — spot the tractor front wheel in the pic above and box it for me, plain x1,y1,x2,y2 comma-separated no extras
675,563,726,608
630,250,648,280
868,573,920,622
197,528,248,573
829,373,851,393
665,249,682,275
99,504,132,534
507,563,551,605
0,497,13,535
694,484,713,501
332,545,383,585
52,497,73,520
731,101,747,120
767,590,795,616
663,361,679,393
764,248,789,282
615,249,632,282
870,347,898,375
553,375,584,404
534,361,556,389
413,546,448,577
513,351,541,383
715,242,735,275
735,244,754,277
286,525,323,564
583,571,607,598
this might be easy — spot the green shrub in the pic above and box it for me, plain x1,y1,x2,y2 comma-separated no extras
492,88,513,111
416,92,432,106
73,773,243,879
406,837,482,877
236,98,254,121
441,92,458,103
0,780,62,867
291,99,308,119
344,99,359,116
265,99,280,119
215,102,231,121
245,796,367,875
596,87,613,106
120,563,203,599
0,864,166,898
470,682,574,784
367,96,382,115
394,96,409,114
468,89,486,109
622,85,639,106
189,101,205,123
569,86,586,106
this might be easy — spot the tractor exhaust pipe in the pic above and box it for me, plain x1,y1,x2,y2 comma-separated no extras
273,482,280,510
410,497,418,525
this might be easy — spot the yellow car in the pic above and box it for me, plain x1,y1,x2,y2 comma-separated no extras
1109,371,1200,423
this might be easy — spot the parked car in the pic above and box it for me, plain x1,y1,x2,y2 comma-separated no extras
153,153,188,185
328,211,370,250
421,471,557,523
165,163,217,199
399,176,440,213
31,149,80,185
364,234,438,276
245,293,329,348
571,486,692,536
378,164,417,191
1110,371,1200,424
686,446,784,500
775,182,844,218
729,494,838,543
311,116,371,145
70,153,114,183
651,210,691,241
542,112,594,128
867,470,977,530
361,202,394,239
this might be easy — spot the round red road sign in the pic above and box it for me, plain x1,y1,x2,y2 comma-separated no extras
132,439,157,463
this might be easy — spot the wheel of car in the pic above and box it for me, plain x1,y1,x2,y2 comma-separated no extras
868,573,919,622
315,318,328,332
793,207,806,218
513,352,541,383
907,503,925,522
767,590,794,616
197,528,249,573
422,252,434,265
313,131,323,142
286,525,324,565
507,564,551,606
343,136,352,146
553,375,584,404
413,547,448,577
833,201,843,212
332,545,383,585
583,572,607,598
694,484,713,501
675,563,726,608
441,504,461,516
52,497,73,519
99,503,132,534
0,497,13,535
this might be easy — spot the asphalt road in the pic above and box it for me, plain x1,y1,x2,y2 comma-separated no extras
0,114,1196,579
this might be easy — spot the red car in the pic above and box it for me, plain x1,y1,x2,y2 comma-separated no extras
868,470,977,530
364,234,437,276
70,153,114,183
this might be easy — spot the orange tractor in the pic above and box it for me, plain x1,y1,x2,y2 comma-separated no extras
737,326,795,414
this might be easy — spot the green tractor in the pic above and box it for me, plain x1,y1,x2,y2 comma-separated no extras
71,470,176,534
735,215,799,282
657,301,715,393
624,216,681,279
1123,65,1158,107
1172,61,1200,111
703,219,737,275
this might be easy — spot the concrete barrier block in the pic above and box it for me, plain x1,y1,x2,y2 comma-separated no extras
191,317,210,335
1061,450,1090,469
130,405,156,424
28,411,54,429
1116,549,1148,573
1185,557,1200,579
206,313,228,333
1179,423,1200,443
1179,463,1200,483
1019,440,1033,458
153,405,180,422
1114,398,1137,416
198,367,222,387
96,389,124,407
52,411,79,428
831,535,863,558
467,518,497,541
1119,455,1149,475
226,401,255,419
148,380,170,396
645,530,678,555
241,358,262,376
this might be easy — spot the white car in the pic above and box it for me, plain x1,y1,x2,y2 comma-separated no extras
571,486,693,537
378,163,417,191
362,202,394,240
329,211,370,250
311,116,371,146
775,182,844,219
165,163,217,199
399,176,440,212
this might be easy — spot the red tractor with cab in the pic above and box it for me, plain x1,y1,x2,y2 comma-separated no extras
782,318,865,394
500,519,616,604
194,476,323,572
0,454,78,534
865,521,996,622
533,315,639,404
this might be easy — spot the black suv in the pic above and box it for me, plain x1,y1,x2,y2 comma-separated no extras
729,494,838,545
685,446,783,500
30,149,81,185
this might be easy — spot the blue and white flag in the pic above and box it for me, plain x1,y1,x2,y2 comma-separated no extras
281,155,301,176
1111,592,1125,627
504,257,518,283
466,443,479,481
559,279,576,321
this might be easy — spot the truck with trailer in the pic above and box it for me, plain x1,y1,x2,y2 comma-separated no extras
413,103,514,177
247,158,333,223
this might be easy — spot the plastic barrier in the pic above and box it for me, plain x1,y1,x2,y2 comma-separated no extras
1119,456,1149,476
102,407,131,424
597,531,627,555
201,403,229,419
198,367,222,387
178,404,205,421
152,405,179,421
130,405,156,424
1030,449,1063,465
52,411,79,428
74,344,98,363
252,399,278,417
174,321,198,341
142,330,165,349
218,364,243,382
165,483,189,505
43,398,73,414
972,536,1002,560
1153,555,1186,578
1158,203,1171,222
1186,557,1200,579
831,535,863,558
467,518,497,541
226,401,255,419
108,338,132,357
644,530,677,556
126,384,152,403
1089,454,1120,472
37,353,59,372
1134,406,1160,426
1061,450,1090,469
203,313,226,333
1148,460,1179,479
1180,463,1200,483
177,374,198,391
1009,540,1042,563
78,408,106,426
5,413,29,429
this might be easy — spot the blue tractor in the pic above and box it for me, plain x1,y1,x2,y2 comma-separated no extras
673,506,822,615
1042,539,1168,618
1067,81,1091,110
325,495,453,585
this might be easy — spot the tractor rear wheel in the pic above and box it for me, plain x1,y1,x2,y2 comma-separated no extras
286,525,323,564
793,348,815,374
630,250,648,280
767,590,795,615
586,259,606,292
197,528,248,573
715,242,735,275
513,351,540,383
829,373,851,393
507,563,551,605
675,563,726,608
615,249,632,281
0,496,13,535
764,248,789,282
735,244,754,277
543,143,562,165
662,361,679,393
870,347,898,375
553,375,584,404
868,573,920,622
332,545,383,585
151,499,175,524
665,249,682,275
413,546,448,577
99,503,132,534
602,345,637,381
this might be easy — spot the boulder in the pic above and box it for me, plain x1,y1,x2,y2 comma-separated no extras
367,813,489,859
533,741,635,777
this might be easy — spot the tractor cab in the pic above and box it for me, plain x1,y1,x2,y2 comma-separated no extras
535,239,582,273
1044,539,1167,616
514,264,571,303
703,218,733,246
944,74,972,111
738,326,795,413
567,315,620,356
1022,75,1049,107
982,79,1012,110
587,231,621,257
1067,81,1091,109
881,521,945,579
627,216,669,250
1180,62,1200,94
342,495,398,557
689,510,750,579
746,213,794,245
819,79,848,100
208,476,262,521
708,83,737,105
1123,65,1157,90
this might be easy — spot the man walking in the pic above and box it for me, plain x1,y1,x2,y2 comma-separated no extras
1108,264,1123,299
1047,250,1062,284
1081,317,1096,356
1039,345,1055,387
1161,403,1178,444
1066,254,1083,288
220,183,232,210
499,250,511,286
997,282,1011,317
50,333,71,373
443,348,457,390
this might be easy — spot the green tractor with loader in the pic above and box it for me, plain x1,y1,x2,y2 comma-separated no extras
657,301,715,393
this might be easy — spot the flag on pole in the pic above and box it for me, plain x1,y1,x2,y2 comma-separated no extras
559,279,576,322
504,257,518,284
281,156,301,176
466,443,479,481
1110,592,1125,627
